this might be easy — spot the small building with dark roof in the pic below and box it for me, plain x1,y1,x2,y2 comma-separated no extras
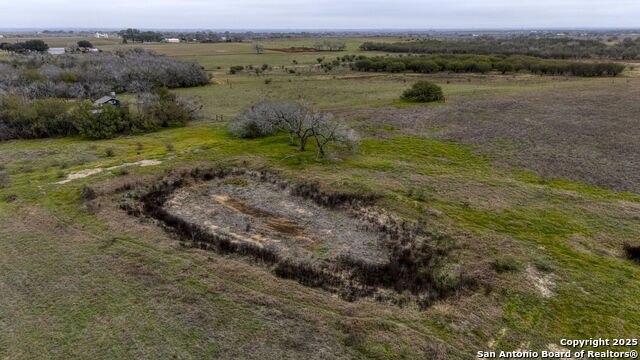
93,96,121,107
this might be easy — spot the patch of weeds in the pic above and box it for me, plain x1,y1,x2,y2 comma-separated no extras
19,165,35,173
165,143,175,152
0,171,9,189
492,255,522,273
3,194,17,203
390,99,447,109
222,176,249,186
117,168,130,176
343,332,365,348
363,124,397,132
98,236,118,250
533,259,554,273
80,185,97,201
313,247,328,256
135,142,144,154
350,116,369,122
104,148,115,157
407,187,430,202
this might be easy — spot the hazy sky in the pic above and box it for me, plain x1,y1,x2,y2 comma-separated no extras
1,0,638,29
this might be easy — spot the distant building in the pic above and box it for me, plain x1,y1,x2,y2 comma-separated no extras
95,32,109,39
93,94,121,107
48,48,65,55
164,38,180,43
0,35,4,39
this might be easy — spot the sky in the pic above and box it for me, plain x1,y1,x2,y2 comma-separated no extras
0,0,638,29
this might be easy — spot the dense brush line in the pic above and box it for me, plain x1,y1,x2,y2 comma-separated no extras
360,37,640,60
350,54,625,77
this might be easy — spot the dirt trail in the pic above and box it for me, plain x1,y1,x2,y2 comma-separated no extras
55,160,162,184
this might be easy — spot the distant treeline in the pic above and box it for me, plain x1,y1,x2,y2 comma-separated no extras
0,48,209,99
361,38,640,60
351,54,625,77
118,29,165,43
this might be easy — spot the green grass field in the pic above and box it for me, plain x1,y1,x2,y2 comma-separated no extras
1,39,639,359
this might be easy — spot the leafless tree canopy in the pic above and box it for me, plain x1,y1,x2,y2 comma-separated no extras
0,48,210,99
231,101,359,157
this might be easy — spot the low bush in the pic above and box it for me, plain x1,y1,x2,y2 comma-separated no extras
624,243,640,263
492,256,522,273
229,101,282,138
80,185,97,200
137,87,202,128
229,65,244,74
401,81,444,103
72,102,142,140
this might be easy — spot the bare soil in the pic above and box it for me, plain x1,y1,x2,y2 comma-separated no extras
120,167,476,307
164,175,388,264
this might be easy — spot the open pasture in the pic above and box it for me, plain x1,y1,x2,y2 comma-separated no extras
1,36,639,359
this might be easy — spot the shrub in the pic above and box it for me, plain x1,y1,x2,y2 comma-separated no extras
401,81,444,103
624,243,640,263
385,61,406,73
0,95,77,140
137,87,201,128
495,61,515,74
230,102,281,138
229,65,244,74
80,185,97,200
73,102,140,140
492,256,522,273
77,40,93,48
58,72,78,83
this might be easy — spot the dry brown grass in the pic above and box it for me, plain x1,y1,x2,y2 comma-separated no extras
346,79,640,193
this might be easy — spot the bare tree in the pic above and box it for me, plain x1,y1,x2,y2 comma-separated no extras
311,115,360,157
230,101,359,156
253,43,265,54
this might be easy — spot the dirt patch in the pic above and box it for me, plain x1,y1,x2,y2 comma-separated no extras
120,167,477,308
165,177,386,264
55,159,162,184
526,264,555,298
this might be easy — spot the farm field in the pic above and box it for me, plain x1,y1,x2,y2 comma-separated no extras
1,39,640,359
